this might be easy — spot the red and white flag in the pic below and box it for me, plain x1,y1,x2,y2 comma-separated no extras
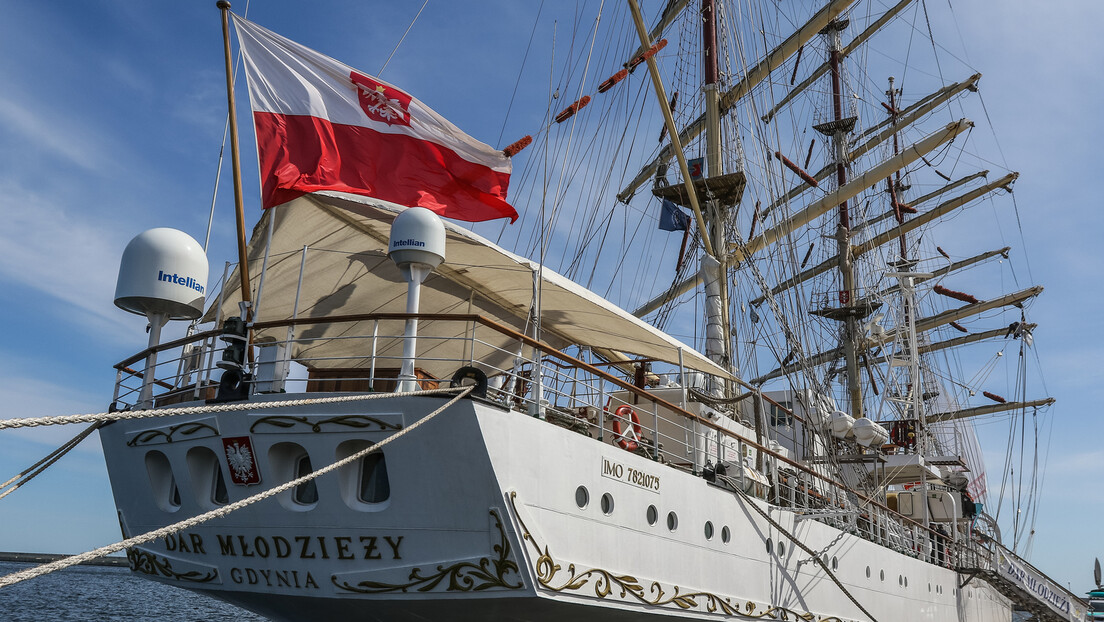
231,15,518,222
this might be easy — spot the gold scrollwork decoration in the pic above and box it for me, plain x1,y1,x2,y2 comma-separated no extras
332,509,522,594
126,422,219,446
507,492,843,622
250,414,402,434
126,548,218,583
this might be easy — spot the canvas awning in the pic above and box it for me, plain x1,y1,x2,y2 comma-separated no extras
206,192,732,381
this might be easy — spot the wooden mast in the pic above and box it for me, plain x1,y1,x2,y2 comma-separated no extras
216,1,253,314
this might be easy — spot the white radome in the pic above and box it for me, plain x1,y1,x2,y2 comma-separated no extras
388,206,446,269
114,227,208,320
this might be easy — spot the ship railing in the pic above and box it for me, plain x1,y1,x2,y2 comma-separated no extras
113,311,969,566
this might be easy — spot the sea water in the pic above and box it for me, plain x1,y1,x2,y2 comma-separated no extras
0,561,268,621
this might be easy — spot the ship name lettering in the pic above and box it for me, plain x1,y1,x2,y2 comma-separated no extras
163,532,207,555
229,566,319,590
211,534,403,561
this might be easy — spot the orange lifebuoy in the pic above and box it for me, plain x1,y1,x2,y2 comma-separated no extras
611,405,642,452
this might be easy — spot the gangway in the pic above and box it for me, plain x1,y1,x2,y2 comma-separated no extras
957,539,1086,622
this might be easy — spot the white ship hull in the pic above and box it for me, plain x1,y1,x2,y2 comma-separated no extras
99,393,1011,621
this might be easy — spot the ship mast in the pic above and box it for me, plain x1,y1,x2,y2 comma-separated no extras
701,0,733,381
819,19,865,418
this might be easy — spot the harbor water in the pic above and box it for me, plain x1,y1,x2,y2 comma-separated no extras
0,561,268,621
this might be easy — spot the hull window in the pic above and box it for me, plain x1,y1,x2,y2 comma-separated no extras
575,486,590,509
295,454,319,505
359,453,390,504
186,447,229,508
144,450,181,513
269,442,319,510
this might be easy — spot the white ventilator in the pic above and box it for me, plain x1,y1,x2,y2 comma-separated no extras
388,208,446,392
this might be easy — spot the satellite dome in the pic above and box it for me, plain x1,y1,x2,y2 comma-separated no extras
115,228,208,320
388,207,446,270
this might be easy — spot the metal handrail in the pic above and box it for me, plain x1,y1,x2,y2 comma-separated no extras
114,310,959,547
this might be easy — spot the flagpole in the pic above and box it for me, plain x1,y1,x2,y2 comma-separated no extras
216,0,253,316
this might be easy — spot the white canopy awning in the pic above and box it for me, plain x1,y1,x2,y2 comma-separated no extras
207,192,731,381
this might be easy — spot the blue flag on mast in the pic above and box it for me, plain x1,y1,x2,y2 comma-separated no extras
658,199,690,231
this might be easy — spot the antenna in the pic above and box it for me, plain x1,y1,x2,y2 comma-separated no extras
388,207,445,392
115,228,208,407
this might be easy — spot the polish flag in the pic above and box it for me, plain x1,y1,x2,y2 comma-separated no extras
231,15,518,222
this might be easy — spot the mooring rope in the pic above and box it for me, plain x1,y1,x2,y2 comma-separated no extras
0,386,472,589
0,386,462,430
734,486,880,622
0,422,103,500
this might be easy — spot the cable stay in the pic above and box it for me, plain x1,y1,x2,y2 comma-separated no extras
753,285,1044,384
750,172,1017,306
760,0,917,124
762,73,983,220
617,0,857,202
633,119,973,318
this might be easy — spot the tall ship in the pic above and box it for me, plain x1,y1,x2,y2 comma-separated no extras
12,0,1083,620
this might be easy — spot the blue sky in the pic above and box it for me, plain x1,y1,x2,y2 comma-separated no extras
0,0,1100,596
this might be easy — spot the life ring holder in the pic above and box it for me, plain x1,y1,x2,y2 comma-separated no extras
610,405,642,452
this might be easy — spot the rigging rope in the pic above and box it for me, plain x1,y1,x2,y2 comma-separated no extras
377,0,429,76
0,386,473,589
0,422,102,501
0,386,464,430
734,486,880,622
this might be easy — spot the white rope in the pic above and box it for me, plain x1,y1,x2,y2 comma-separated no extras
0,423,101,500
0,386,461,430
0,386,473,589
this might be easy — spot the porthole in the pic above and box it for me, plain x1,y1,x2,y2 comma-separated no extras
928,583,932,593
831,556,838,571
646,505,658,525
667,511,678,531
575,486,590,509
777,541,785,557
898,575,903,586
721,526,731,543
601,493,615,515
904,577,908,588
766,538,773,554
865,566,871,578
880,570,885,582
704,521,714,540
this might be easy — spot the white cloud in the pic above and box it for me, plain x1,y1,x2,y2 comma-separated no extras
0,181,145,341
0,95,111,174
0,361,107,455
